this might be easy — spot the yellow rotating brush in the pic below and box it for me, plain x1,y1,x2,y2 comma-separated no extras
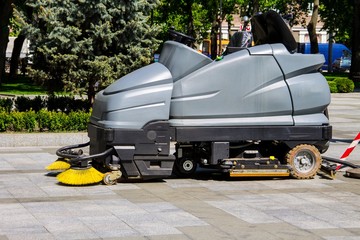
57,166,104,185
45,158,70,171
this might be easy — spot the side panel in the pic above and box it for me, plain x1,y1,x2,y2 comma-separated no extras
170,45,293,127
88,122,173,157
88,122,175,179
174,126,332,142
90,63,173,129
272,44,331,126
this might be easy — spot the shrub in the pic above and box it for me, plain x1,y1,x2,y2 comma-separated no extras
0,98,13,113
47,95,69,112
0,110,12,131
71,99,89,112
37,109,52,131
31,96,45,112
14,96,32,112
0,107,90,132
67,111,90,131
325,76,336,82
14,96,45,112
334,77,354,93
23,110,37,132
5,95,89,113
48,111,68,132
8,111,25,131
328,81,338,93
47,95,89,113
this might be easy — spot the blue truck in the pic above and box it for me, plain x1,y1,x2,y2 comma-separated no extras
298,43,351,71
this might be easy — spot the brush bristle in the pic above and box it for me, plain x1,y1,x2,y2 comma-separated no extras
45,158,71,171
57,167,104,185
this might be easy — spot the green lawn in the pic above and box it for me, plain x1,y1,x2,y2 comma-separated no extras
322,71,349,81
323,71,360,88
0,75,47,95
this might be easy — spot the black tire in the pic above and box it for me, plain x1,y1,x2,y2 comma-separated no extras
173,158,197,178
286,144,322,179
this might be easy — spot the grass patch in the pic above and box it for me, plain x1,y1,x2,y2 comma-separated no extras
323,72,356,93
0,75,47,95
322,72,349,81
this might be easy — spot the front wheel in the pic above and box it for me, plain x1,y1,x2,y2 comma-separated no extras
286,144,322,179
173,158,197,178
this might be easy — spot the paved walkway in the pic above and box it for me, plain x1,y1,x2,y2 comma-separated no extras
0,93,359,240
0,132,89,148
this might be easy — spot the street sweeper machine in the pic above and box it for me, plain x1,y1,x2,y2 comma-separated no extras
47,11,334,185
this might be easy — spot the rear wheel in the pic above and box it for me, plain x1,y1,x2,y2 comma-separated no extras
286,144,322,179
173,158,197,178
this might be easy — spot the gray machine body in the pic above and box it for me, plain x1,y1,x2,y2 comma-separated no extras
90,41,330,130
88,11,331,179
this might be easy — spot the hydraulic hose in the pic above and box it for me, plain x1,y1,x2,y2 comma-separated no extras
322,156,359,169
56,141,90,158
56,141,114,164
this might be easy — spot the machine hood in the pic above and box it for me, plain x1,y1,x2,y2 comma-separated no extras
103,63,172,95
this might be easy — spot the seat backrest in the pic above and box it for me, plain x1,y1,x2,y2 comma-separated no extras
251,11,297,53
224,31,253,55
228,31,252,48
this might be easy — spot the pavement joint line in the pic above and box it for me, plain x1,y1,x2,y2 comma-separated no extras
0,93,359,239
0,170,47,174
0,194,123,204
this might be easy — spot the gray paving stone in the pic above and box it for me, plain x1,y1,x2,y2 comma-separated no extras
5,233,54,240
0,133,89,147
177,225,236,240
79,215,138,238
0,93,359,239
268,208,337,229
325,237,360,240
206,200,282,224
146,234,192,240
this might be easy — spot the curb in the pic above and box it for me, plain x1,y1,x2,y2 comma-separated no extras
0,132,89,147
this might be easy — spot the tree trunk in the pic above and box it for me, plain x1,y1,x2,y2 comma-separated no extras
227,18,232,40
252,0,260,15
350,0,360,82
0,0,13,85
9,34,26,81
87,79,96,109
210,20,218,59
185,1,195,39
307,0,319,54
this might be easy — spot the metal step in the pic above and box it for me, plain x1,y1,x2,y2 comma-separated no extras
229,168,290,177
221,156,290,177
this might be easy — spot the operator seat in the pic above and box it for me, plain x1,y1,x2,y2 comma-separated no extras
225,31,253,54
251,10,297,53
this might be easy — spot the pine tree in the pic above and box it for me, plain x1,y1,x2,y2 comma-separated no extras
24,0,160,103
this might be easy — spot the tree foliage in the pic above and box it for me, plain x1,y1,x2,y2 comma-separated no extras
2,0,360,91
153,0,210,42
23,0,161,103
317,0,360,80
319,0,353,45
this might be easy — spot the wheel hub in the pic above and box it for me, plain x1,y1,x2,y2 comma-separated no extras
286,144,321,179
183,160,194,171
294,151,314,173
